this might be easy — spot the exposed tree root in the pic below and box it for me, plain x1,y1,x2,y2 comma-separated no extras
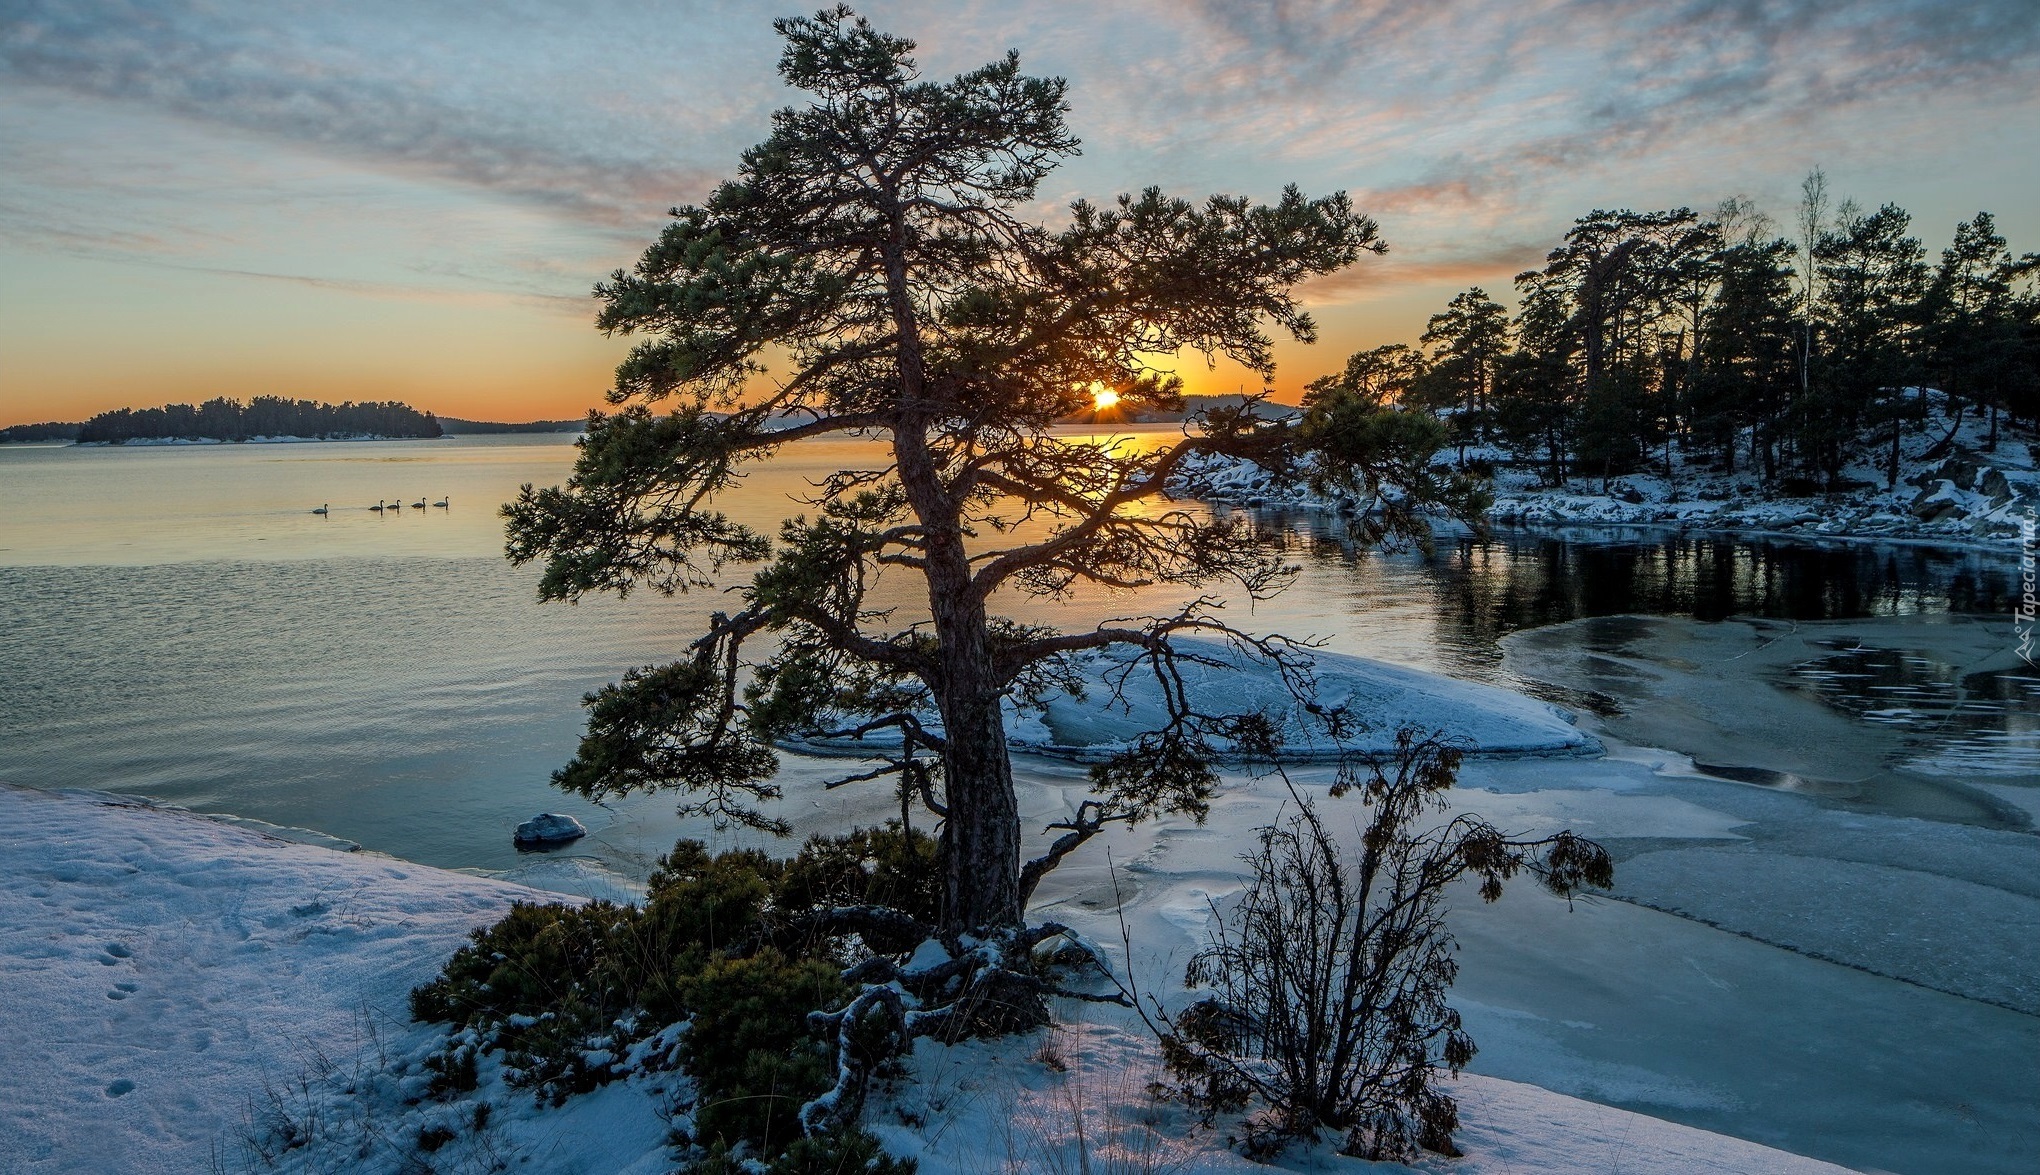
797,920,1127,1134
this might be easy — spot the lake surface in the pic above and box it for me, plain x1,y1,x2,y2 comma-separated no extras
0,433,2029,878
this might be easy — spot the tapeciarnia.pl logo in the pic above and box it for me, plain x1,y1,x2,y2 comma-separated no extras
2019,507,2037,668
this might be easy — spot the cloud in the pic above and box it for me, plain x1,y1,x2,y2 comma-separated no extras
1,0,2034,307
1151,0,2040,192
7,0,2033,230
0,0,764,228
1298,241,1551,304
137,258,592,313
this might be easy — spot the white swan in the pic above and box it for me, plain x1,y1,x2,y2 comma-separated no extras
311,503,329,516
433,496,449,509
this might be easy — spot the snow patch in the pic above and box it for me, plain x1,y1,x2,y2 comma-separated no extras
799,637,1599,761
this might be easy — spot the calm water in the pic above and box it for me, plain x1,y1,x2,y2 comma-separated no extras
0,434,2026,877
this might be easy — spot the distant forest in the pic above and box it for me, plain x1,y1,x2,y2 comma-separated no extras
75,397,442,443
1311,177,2039,489
0,421,82,443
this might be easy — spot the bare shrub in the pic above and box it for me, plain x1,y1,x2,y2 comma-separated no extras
1152,729,1612,1161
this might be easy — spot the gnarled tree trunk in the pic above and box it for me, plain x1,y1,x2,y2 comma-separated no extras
926,549,1022,933
936,666,1023,933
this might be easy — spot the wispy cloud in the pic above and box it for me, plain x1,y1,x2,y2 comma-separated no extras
0,0,764,227
11,0,2030,232
1144,0,2040,204
119,256,593,313
1299,242,1552,304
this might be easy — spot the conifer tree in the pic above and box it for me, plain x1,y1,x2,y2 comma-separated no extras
1814,203,1928,487
1416,288,1510,462
1927,212,2023,448
1693,239,1799,476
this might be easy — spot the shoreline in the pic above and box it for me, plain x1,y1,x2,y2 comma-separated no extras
1222,489,2034,560
1174,394,2040,558
1488,513,2026,559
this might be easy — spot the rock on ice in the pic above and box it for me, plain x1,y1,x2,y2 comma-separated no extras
513,812,587,847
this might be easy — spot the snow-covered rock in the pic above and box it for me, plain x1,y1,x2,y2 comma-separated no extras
795,637,1598,762
513,811,588,847
1032,638,1596,759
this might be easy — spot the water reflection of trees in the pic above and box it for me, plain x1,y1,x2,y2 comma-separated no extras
1243,506,2014,644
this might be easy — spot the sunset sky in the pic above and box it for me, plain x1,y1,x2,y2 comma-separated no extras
3,0,2037,427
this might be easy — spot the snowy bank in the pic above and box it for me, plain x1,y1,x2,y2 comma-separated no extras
0,782,1869,1174
1172,392,2040,550
799,637,1600,761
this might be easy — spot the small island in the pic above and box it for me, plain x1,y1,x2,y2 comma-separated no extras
0,421,84,443
70,396,443,444
436,416,586,434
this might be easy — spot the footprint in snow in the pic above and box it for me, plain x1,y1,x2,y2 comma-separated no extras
107,982,138,1001
98,942,132,965
105,1079,135,1098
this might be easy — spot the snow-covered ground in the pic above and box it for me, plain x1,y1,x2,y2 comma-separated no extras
0,779,1860,1175
1172,392,2040,549
0,785,678,1175
878,1020,1857,1175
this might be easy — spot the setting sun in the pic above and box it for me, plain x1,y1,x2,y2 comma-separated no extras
1091,385,1120,411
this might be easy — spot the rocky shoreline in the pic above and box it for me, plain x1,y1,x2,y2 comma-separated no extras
1171,396,2038,553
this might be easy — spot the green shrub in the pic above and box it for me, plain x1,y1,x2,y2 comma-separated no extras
410,830,938,1163
423,1037,480,1099
636,844,786,1023
777,825,941,950
680,949,852,1152
409,900,638,1028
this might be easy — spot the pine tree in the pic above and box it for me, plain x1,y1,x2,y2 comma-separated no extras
1304,344,1426,408
1492,274,1579,486
1692,239,1799,476
1813,203,1928,487
503,7,1455,937
1415,289,1510,463
1926,212,2021,449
